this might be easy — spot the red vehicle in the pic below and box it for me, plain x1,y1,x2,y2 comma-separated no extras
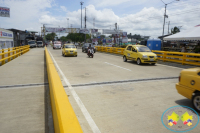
53,41,62,49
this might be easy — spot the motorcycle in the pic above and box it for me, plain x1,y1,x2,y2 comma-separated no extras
87,48,94,58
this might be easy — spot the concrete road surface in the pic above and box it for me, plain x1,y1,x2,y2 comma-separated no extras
0,48,53,133
48,47,200,133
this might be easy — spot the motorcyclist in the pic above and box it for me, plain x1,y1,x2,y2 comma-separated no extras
88,44,93,54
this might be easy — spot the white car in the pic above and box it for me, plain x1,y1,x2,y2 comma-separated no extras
53,41,62,49
37,41,44,47
28,40,36,48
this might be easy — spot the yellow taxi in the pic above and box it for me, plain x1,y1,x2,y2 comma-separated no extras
123,45,158,65
176,68,200,112
62,43,77,57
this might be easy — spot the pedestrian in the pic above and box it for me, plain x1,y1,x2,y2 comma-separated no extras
181,44,187,52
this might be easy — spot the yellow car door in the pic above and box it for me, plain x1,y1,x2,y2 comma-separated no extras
130,46,138,61
62,45,65,53
126,46,132,60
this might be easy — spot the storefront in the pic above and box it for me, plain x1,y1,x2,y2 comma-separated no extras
0,28,14,50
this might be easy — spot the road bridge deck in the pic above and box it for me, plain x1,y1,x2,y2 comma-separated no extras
0,48,53,133
48,47,200,133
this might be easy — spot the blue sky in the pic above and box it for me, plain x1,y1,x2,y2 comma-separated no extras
0,0,199,38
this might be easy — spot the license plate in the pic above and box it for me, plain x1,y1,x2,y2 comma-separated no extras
70,52,73,54
150,59,154,61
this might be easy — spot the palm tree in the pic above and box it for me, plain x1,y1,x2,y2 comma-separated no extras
171,26,180,34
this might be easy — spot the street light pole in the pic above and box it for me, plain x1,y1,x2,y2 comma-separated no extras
80,1,84,28
161,0,180,48
168,21,170,34
67,18,69,28
162,4,167,37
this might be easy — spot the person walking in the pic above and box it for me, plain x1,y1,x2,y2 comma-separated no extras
181,44,187,52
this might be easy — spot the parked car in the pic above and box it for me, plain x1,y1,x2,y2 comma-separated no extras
82,43,96,53
37,41,44,47
62,43,77,57
28,40,36,48
176,68,200,112
123,45,158,65
53,41,62,49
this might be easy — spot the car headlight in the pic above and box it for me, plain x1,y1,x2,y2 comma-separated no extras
65,50,68,52
74,50,77,52
155,55,157,58
143,55,148,58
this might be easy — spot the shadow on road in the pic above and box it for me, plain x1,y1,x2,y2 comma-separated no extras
44,50,54,133
125,60,157,67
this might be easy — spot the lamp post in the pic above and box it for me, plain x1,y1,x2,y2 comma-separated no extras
67,18,69,28
166,21,170,34
80,1,84,28
161,0,180,48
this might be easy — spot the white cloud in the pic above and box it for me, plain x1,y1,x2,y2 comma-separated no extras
60,6,67,12
0,0,54,31
1,0,199,38
39,3,200,38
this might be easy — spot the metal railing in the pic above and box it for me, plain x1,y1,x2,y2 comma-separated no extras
95,46,125,55
0,45,30,66
152,50,200,66
95,46,200,66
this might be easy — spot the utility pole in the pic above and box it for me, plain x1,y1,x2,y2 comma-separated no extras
162,4,167,38
167,21,170,34
161,0,180,48
80,1,84,28
85,7,87,29
41,27,43,37
84,7,87,43
67,18,69,28
70,24,73,33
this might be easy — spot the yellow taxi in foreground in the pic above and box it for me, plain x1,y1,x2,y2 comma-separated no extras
123,45,158,65
62,43,77,57
176,68,200,112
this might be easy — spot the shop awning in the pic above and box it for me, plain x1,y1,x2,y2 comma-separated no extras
164,25,200,41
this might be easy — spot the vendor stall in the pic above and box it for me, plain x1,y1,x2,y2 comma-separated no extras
0,28,14,50
164,25,200,41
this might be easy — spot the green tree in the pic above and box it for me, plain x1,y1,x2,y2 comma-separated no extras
45,33,57,41
66,33,90,43
60,36,68,42
171,26,180,34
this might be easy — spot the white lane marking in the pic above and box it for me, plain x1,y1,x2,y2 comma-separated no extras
104,62,131,71
48,50,101,133
156,64,184,69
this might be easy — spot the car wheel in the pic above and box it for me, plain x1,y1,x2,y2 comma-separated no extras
152,63,156,65
137,58,141,65
82,49,84,52
123,56,127,62
192,93,200,113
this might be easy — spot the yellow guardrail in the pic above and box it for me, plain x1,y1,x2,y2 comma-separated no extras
45,47,83,133
152,50,200,66
95,46,125,55
0,45,30,66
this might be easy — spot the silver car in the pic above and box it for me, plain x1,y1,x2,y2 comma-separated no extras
37,41,43,47
28,40,36,48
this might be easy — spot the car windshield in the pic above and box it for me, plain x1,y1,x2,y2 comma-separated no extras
28,41,35,44
137,47,151,52
37,42,42,44
65,45,76,48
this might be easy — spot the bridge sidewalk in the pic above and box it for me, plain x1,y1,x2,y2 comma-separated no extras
0,48,53,133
